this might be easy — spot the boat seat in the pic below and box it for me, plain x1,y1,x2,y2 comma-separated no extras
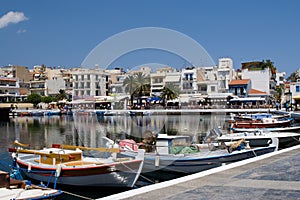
62,161,104,166
113,157,131,162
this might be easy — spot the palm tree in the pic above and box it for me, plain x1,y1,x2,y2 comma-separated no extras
123,74,137,107
160,83,180,107
133,72,150,107
287,71,299,82
56,89,68,101
262,59,277,78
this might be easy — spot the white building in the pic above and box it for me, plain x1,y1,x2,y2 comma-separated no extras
242,67,271,94
45,78,66,96
217,58,235,92
150,66,177,96
0,77,21,102
181,67,197,94
72,68,110,100
276,72,286,87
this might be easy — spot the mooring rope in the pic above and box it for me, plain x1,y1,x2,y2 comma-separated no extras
61,190,95,200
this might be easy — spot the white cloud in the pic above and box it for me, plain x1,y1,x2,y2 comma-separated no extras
17,29,27,34
0,11,28,29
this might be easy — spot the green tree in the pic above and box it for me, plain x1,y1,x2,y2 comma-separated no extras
275,86,283,102
42,96,54,103
133,72,150,107
287,71,299,82
56,89,68,101
261,59,277,78
26,93,42,107
160,83,180,107
123,74,137,107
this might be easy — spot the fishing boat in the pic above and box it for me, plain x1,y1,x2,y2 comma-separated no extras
104,134,278,182
228,114,293,129
230,112,291,121
217,130,300,149
8,141,145,188
0,170,63,200
231,125,300,133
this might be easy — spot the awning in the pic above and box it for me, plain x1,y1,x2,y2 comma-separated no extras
148,97,161,102
229,97,265,102
293,95,300,100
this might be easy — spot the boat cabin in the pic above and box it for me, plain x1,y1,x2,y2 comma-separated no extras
156,134,190,154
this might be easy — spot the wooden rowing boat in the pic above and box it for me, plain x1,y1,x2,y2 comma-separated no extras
8,141,145,188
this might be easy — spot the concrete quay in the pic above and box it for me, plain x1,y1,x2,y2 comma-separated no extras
101,144,300,200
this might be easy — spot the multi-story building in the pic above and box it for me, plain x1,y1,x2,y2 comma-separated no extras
181,67,197,94
150,66,177,96
29,80,45,96
0,65,32,97
72,68,110,100
44,68,73,98
241,61,276,96
0,77,21,102
217,58,235,93
276,72,286,87
228,79,251,97
106,68,126,94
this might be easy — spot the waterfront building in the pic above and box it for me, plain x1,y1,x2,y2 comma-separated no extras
106,68,126,95
44,68,72,98
241,61,276,96
289,80,300,109
228,79,251,97
181,66,197,94
45,78,66,97
72,68,110,99
29,65,47,96
276,71,286,87
217,58,235,93
0,77,22,102
150,66,177,96
0,65,31,99
196,67,219,94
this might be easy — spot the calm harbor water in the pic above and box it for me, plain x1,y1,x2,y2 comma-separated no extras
0,112,230,199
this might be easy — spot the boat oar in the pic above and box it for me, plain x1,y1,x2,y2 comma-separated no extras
8,148,76,161
52,144,121,153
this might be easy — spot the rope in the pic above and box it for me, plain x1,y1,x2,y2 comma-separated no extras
60,190,95,200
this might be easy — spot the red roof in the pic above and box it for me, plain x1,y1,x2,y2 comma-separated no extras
229,79,250,85
248,88,267,95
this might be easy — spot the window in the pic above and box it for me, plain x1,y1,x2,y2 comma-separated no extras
211,86,216,92
296,85,300,92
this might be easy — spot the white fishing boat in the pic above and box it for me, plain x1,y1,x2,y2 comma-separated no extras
231,125,300,132
217,129,300,149
8,141,145,188
104,134,278,182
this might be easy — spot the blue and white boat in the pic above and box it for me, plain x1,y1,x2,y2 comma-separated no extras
105,134,278,182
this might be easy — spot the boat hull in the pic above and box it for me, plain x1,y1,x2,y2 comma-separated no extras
230,120,291,129
218,130,300,149
15,156,143,188
121,146,276,181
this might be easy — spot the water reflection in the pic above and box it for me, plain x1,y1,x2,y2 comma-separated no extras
0,113,229,199
2,113,228,150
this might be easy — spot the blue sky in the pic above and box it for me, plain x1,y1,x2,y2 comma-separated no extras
0,0,299,76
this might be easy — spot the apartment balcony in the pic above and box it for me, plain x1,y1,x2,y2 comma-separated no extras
152,82,164,86
0,84,18,88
